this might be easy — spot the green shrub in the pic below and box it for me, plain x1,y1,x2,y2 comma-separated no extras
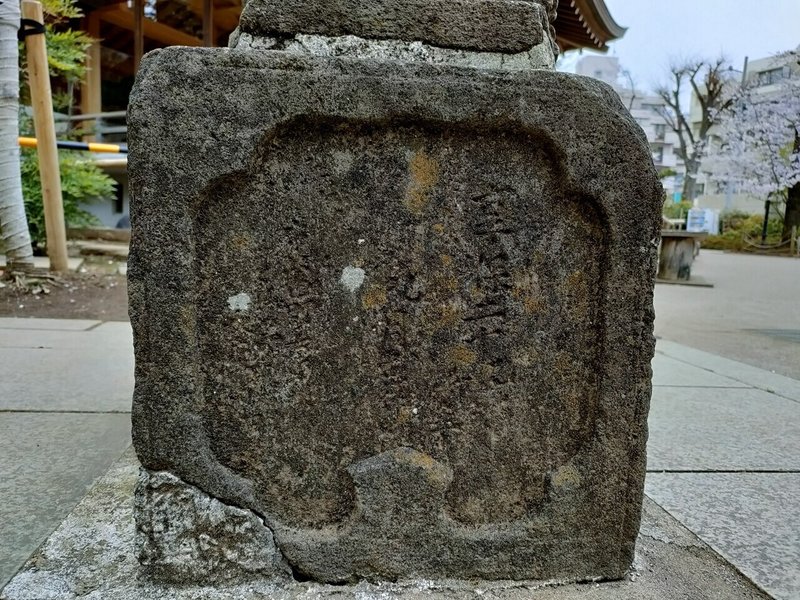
14,0,115,253
702,214,784,251
662,199,693,219
20,148,115,251
702,230,744,251
719,210,752,232
735,215,783,238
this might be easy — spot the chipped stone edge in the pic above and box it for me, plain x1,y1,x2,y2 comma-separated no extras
138,465,605,589
134,468,293,584
229,31,556,71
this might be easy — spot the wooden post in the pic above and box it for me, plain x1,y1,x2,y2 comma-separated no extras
133,0,144,71
202,0,214,47
21,0,69,272
80,12,102,142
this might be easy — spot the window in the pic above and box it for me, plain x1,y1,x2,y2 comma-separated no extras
652,147,664,163
654,124,666,141
695,183,705,196
757,67,789,87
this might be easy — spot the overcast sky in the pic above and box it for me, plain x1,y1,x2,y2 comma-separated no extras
558,0,800,92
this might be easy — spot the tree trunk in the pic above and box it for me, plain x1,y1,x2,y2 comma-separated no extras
0,0,34,271
785,183,800,241
682,157,699,203
783,131,800,241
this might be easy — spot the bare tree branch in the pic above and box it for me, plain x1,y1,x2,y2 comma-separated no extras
621,68,637,111
660,56,737,202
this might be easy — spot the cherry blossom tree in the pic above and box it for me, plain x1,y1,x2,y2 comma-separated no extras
706,53,800,240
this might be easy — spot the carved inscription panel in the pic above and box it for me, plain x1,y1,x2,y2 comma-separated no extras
190,121,608,528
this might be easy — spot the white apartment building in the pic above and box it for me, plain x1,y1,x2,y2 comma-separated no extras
575,55,685,199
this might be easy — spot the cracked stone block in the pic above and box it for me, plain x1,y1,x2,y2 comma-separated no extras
229,31,557,71
128,1,662,583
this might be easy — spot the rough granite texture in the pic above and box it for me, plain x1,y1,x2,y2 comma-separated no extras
135,470,290,582
237,0,557,55
0,450,770,600
127,47,662,583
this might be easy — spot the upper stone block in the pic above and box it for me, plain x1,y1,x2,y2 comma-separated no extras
238,0,551,54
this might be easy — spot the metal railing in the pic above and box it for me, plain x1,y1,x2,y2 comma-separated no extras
55,110,128,144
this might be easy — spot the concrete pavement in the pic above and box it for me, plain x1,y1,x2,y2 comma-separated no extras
0,316,798,598
649,341,800,599
654,250,800,380
0,318,133,588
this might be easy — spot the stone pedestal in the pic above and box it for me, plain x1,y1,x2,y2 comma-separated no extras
658,231,708,281
128,0,662,585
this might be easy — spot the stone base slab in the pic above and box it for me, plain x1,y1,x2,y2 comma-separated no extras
1,449,769,600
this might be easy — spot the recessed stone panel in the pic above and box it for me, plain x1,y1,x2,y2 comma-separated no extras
190,121,606,529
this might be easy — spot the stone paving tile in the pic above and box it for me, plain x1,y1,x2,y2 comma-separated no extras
0,346,133,412
0,412,132,589
647,386,800,472
0,322,132,351
0,318,100,331
0,321,133,412
646,473,800,600
651,353,751,388
657,339,800,404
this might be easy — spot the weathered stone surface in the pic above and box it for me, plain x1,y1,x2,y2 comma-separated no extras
274,448,620,581
238,0,554,55
128,48,662,582
135,470,290,583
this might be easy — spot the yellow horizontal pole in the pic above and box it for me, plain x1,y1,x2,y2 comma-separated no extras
19,137,128,154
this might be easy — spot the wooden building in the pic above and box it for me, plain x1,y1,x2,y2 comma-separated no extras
70,0,625,227
76,0,625,129
555,0,626,53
